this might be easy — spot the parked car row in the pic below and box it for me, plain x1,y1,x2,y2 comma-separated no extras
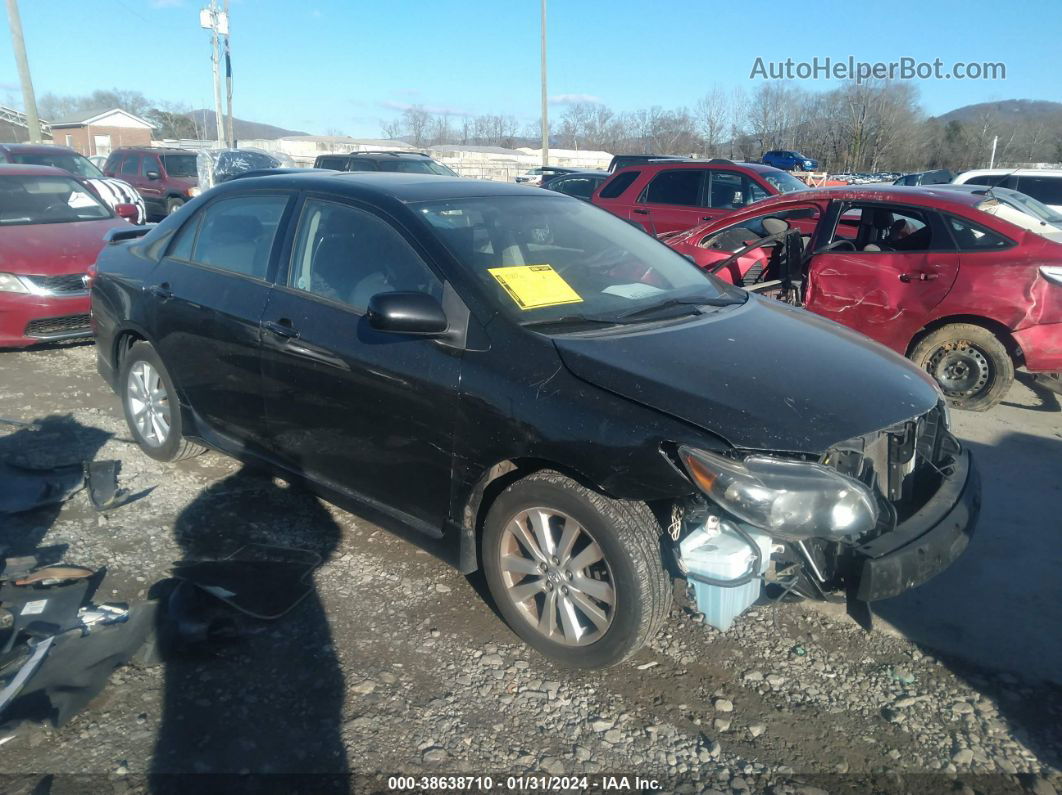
89,171,981,667
663,185,1062,410
0,165,138,347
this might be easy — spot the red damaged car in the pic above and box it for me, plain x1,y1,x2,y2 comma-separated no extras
0,165,136,348
665,186,1062,410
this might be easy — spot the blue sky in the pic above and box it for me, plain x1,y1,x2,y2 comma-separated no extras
2,0,1059,137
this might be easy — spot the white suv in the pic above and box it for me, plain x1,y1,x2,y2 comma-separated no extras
952,168,1062,212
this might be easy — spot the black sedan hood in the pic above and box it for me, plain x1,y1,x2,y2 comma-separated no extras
553,297,940,454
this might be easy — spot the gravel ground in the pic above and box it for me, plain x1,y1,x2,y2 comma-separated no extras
0,342,1059,794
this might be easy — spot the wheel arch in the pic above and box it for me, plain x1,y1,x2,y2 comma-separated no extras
456,457,621,575
907,314,1022,365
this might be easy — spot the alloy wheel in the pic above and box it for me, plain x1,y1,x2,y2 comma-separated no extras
127,361,171,447
926,340,991,398
497,508,615,646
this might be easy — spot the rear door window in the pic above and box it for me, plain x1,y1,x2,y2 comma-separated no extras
644,169,703,206
946,216,1013,250
186,195,290,280
120,156,140,177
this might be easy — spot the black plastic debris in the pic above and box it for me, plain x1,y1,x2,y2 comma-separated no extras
0,462,83,515
0,552,151,728
0,459,137,515
171,544,321,620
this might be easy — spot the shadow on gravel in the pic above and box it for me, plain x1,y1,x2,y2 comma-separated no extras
0,414,111,555
1001,372,1061,413
148,465,349,794
875,429,1062,773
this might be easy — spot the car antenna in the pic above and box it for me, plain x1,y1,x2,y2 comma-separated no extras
983,167,1019,202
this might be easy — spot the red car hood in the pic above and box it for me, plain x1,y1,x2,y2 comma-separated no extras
0,218,129,276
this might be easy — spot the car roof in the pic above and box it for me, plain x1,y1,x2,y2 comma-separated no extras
109,146,197,155
613,159,788,175
738,184,988,210
322,151,434,159
956,168,1062,179
0,143,86,157
0,163,78,177
218,171,564,202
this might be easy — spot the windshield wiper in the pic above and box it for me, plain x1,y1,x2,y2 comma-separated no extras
616,294,745,321
521,315,633,330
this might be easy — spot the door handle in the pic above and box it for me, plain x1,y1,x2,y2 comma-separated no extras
700,215,715,221
263,319,299,339
632,208,650,215
147,283,172,300
899,272,939,283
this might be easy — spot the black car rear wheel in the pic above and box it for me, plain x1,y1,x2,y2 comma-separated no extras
482,470,671,668
910,324,1014,411
120,342,204,461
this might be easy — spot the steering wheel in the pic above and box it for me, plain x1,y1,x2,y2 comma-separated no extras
40,202,71,219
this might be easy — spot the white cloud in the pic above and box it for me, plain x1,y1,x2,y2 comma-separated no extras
549,93,603,106
378,99,473,117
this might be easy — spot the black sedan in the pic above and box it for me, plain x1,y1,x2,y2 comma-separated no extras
92,173,978,667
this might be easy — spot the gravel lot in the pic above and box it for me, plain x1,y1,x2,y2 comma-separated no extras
1,342,1059,794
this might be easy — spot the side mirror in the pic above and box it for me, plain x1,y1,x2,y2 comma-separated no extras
114,203,139,222
367,291,448,336
146,171,160,180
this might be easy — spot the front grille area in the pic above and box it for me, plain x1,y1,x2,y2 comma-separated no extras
23,273,89,295
24,314,92,339
827,403,959,531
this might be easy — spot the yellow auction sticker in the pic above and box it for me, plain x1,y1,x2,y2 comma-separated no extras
487,264,583,310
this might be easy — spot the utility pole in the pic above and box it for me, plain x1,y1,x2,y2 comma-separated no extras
5,0,42,143
223,0,233,148
989,135,998,169
540,0,548,167
200,1,227,146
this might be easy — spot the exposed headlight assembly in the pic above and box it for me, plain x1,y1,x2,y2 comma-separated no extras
679,446,879,541
0,273,29,294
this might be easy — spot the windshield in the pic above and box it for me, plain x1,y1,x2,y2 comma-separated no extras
0,175,112,225
377,159,458,176
162,154,199,178
11,152,103,179
416,195,744,328
762,171,808,193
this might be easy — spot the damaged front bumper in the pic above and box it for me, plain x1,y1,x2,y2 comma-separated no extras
851,446,979,601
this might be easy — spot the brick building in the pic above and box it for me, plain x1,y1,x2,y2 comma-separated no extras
48,108,153,157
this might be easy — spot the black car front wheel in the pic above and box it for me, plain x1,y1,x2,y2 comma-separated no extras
482,470,671,668
120,341,205,461
910,324,1014,411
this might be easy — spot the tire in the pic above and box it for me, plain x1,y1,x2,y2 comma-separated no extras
481,470,671,668
165,198,185,216
910,323,1014,411
120,341,205,461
